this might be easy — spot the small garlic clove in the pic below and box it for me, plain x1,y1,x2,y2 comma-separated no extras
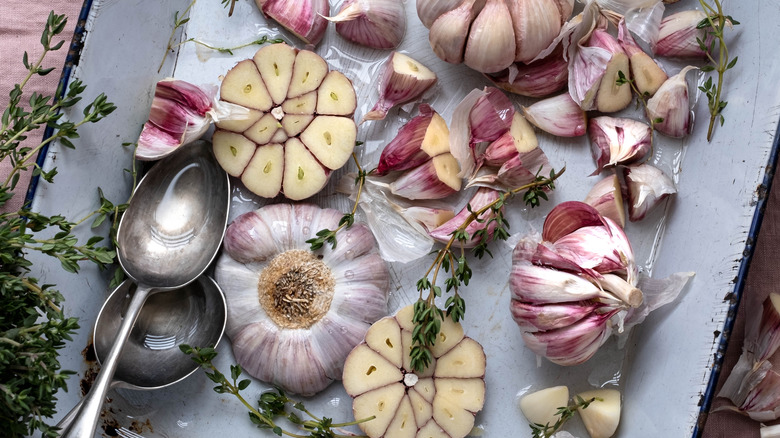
482,114,541,168
416,0,464,28
584,173,626,227
576,388,622,438
511,300,603,332
389,154,462,200
653,10,711,58
550,225,631,277
617,18,668,97
494,147,552,189
328,0,406,49
376,104,438,175
362,52,437,122
522,92,587,137
588,116,653,176
484,46,569,98
463,0,516,73
509,262,607,304
623,163,676,222
256,0,329,45
429,187,501,248
429,0,479,64
646,65,698,138
223,209,281,263
521,310,617,366
508,0,566,64
519,386,571,427
756,293,780,362
469,87,515,143
597,273,643,308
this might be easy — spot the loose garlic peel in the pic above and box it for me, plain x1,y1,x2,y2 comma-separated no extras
214,43,358,200
216,204,390,396
343,304,486,438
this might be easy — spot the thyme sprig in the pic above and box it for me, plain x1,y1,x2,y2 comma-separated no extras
410,167,565,372
181,345,373,437
697,0,739,141
616,70,663,129
176,35,285,56
529,395,599,438
307,151,367,251
221,0,237,16
158,0,196,73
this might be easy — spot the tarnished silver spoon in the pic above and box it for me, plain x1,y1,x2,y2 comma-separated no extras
58,141,230,438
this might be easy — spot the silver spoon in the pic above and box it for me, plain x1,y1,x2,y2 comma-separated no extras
57,275,227,429
59,141,230,438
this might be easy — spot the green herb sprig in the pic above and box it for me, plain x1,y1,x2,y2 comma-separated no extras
530,395,599,438
697,0,739,141
159,0,196,73
410,167,565,372
0,12,119,438
221,0,237,16
177,35,286,56
180,345,373,437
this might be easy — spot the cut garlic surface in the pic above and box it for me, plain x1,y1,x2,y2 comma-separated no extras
343,304,486,438
215,204,389,396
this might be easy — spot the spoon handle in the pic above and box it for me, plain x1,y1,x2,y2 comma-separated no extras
58,284,153,438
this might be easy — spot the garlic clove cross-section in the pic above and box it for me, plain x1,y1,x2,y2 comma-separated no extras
343,304,486,438
215,204,390,396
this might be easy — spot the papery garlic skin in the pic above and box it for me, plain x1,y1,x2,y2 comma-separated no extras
215,204,389,396
522,92,587,137
623,163,677,222
654,10,711,58
463,0,516,73
363,52,437,122
646,65,697,138
521,310,618,366
589,116,652,176
256,0,329,45
469,87,515,143
429,187,500,248
328,0,406,49
584,173,626,227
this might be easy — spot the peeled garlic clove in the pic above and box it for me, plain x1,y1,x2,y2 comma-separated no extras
484,47,569,98
376,104,438,175
508,0,566,63
519,386,570,427
511,301,603,332
617,19,668,97
588,116,652,176
215,204,390,395
522,92,587,137
469,87,515,143
576,388,622,438
654,10,711,58
417,0,463,28
429,0,479,64
521,310,617,366
327,0,406,49
623,163,676,222
463,0,516,73
429,187,500,248
389,153,462,200
363,52,438,122
256,0,329,45
646,65,698,138
584,173,626,227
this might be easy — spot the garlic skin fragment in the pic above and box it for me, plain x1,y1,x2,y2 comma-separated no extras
327,0,406,49
653,10,712,58
588,116,652,176
623,163,677,222
522,92,587,137
363,52,438,122
469,87,515,143
137,79,249,161
429,187,501,248
215,204,390,396
646,65,698,138
256,0,329,45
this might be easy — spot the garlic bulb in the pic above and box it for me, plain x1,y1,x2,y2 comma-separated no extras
327,0,406,49
255,0,329,45
137,79,249,160
215,204,390,395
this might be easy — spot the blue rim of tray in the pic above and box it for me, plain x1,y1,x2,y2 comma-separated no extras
23,0,94,206
692,119,780,436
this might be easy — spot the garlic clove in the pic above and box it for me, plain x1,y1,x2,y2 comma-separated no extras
588,116,652,176
597,273,643,308
416,0,464,29
483,113,539,167
508,0,566,64
484,46,569,98
253,43,297,105
450,88,488,178
328,0,407,50
588,29,633,113
584,173,626,227
389,153,462,200
272,331,333,396
469,87,515,143
519,385,570,427
549,225,632,277
623,163,676,222
509,262,607,304
522,92,587,137
646,65,698,138
511,301,603,332
256,0,329,45
493,147,552,189
363,52,437,122
521,310,617,365
463,0,516,73
394,205,456,233
429,0,479,64
541,201,608,243
376,104,437,176
654,10,711,58
617,18,668,97
429,187,501,248
756,293,780,362
576,388,622,438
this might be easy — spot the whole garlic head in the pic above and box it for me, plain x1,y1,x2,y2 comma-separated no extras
215,204,390,396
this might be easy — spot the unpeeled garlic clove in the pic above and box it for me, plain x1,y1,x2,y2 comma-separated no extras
522,92,587,137
507,0,568,64
511,300,604,332
428,187,501,248
469,87,514,143
623,163,677,222
589,116,652,176
521,310,618,366
653,10,712,58
509,262,607,305
362,52,438,122
429,0,480,64
617,18,668,97
389,153,462,200
417,0,464,28
587,29,632,113
256,0,329,45
484,46,569,98
584,173,626,227
463,0,516,73
756,293,780,362
482,113,539,166
376,104,437,175
327,0,406,49
646,65,698,138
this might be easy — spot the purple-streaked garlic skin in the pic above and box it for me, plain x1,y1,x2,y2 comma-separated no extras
491,148,552,188
389,159,458,200
376,104,436,175
510,263,606,304
484,47,569,98
429,187,501,248
588,116,652,176
510,300,604,332
522,92,587,137
428,0,478,64
256,0,329,45
623,163,677,222
521,310,619,366
584,173,626,227
469,87,515,143
463,0,516,73
329,0,406,49
362,52,437,122
757,294,780,363
483,131,518,166
653,10,712,58
417,0,462,28
646,65,697,138
215,204,389,396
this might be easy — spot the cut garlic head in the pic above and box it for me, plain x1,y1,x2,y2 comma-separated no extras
215,204,390,396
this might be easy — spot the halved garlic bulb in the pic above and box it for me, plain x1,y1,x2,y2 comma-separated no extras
215,204,390,396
